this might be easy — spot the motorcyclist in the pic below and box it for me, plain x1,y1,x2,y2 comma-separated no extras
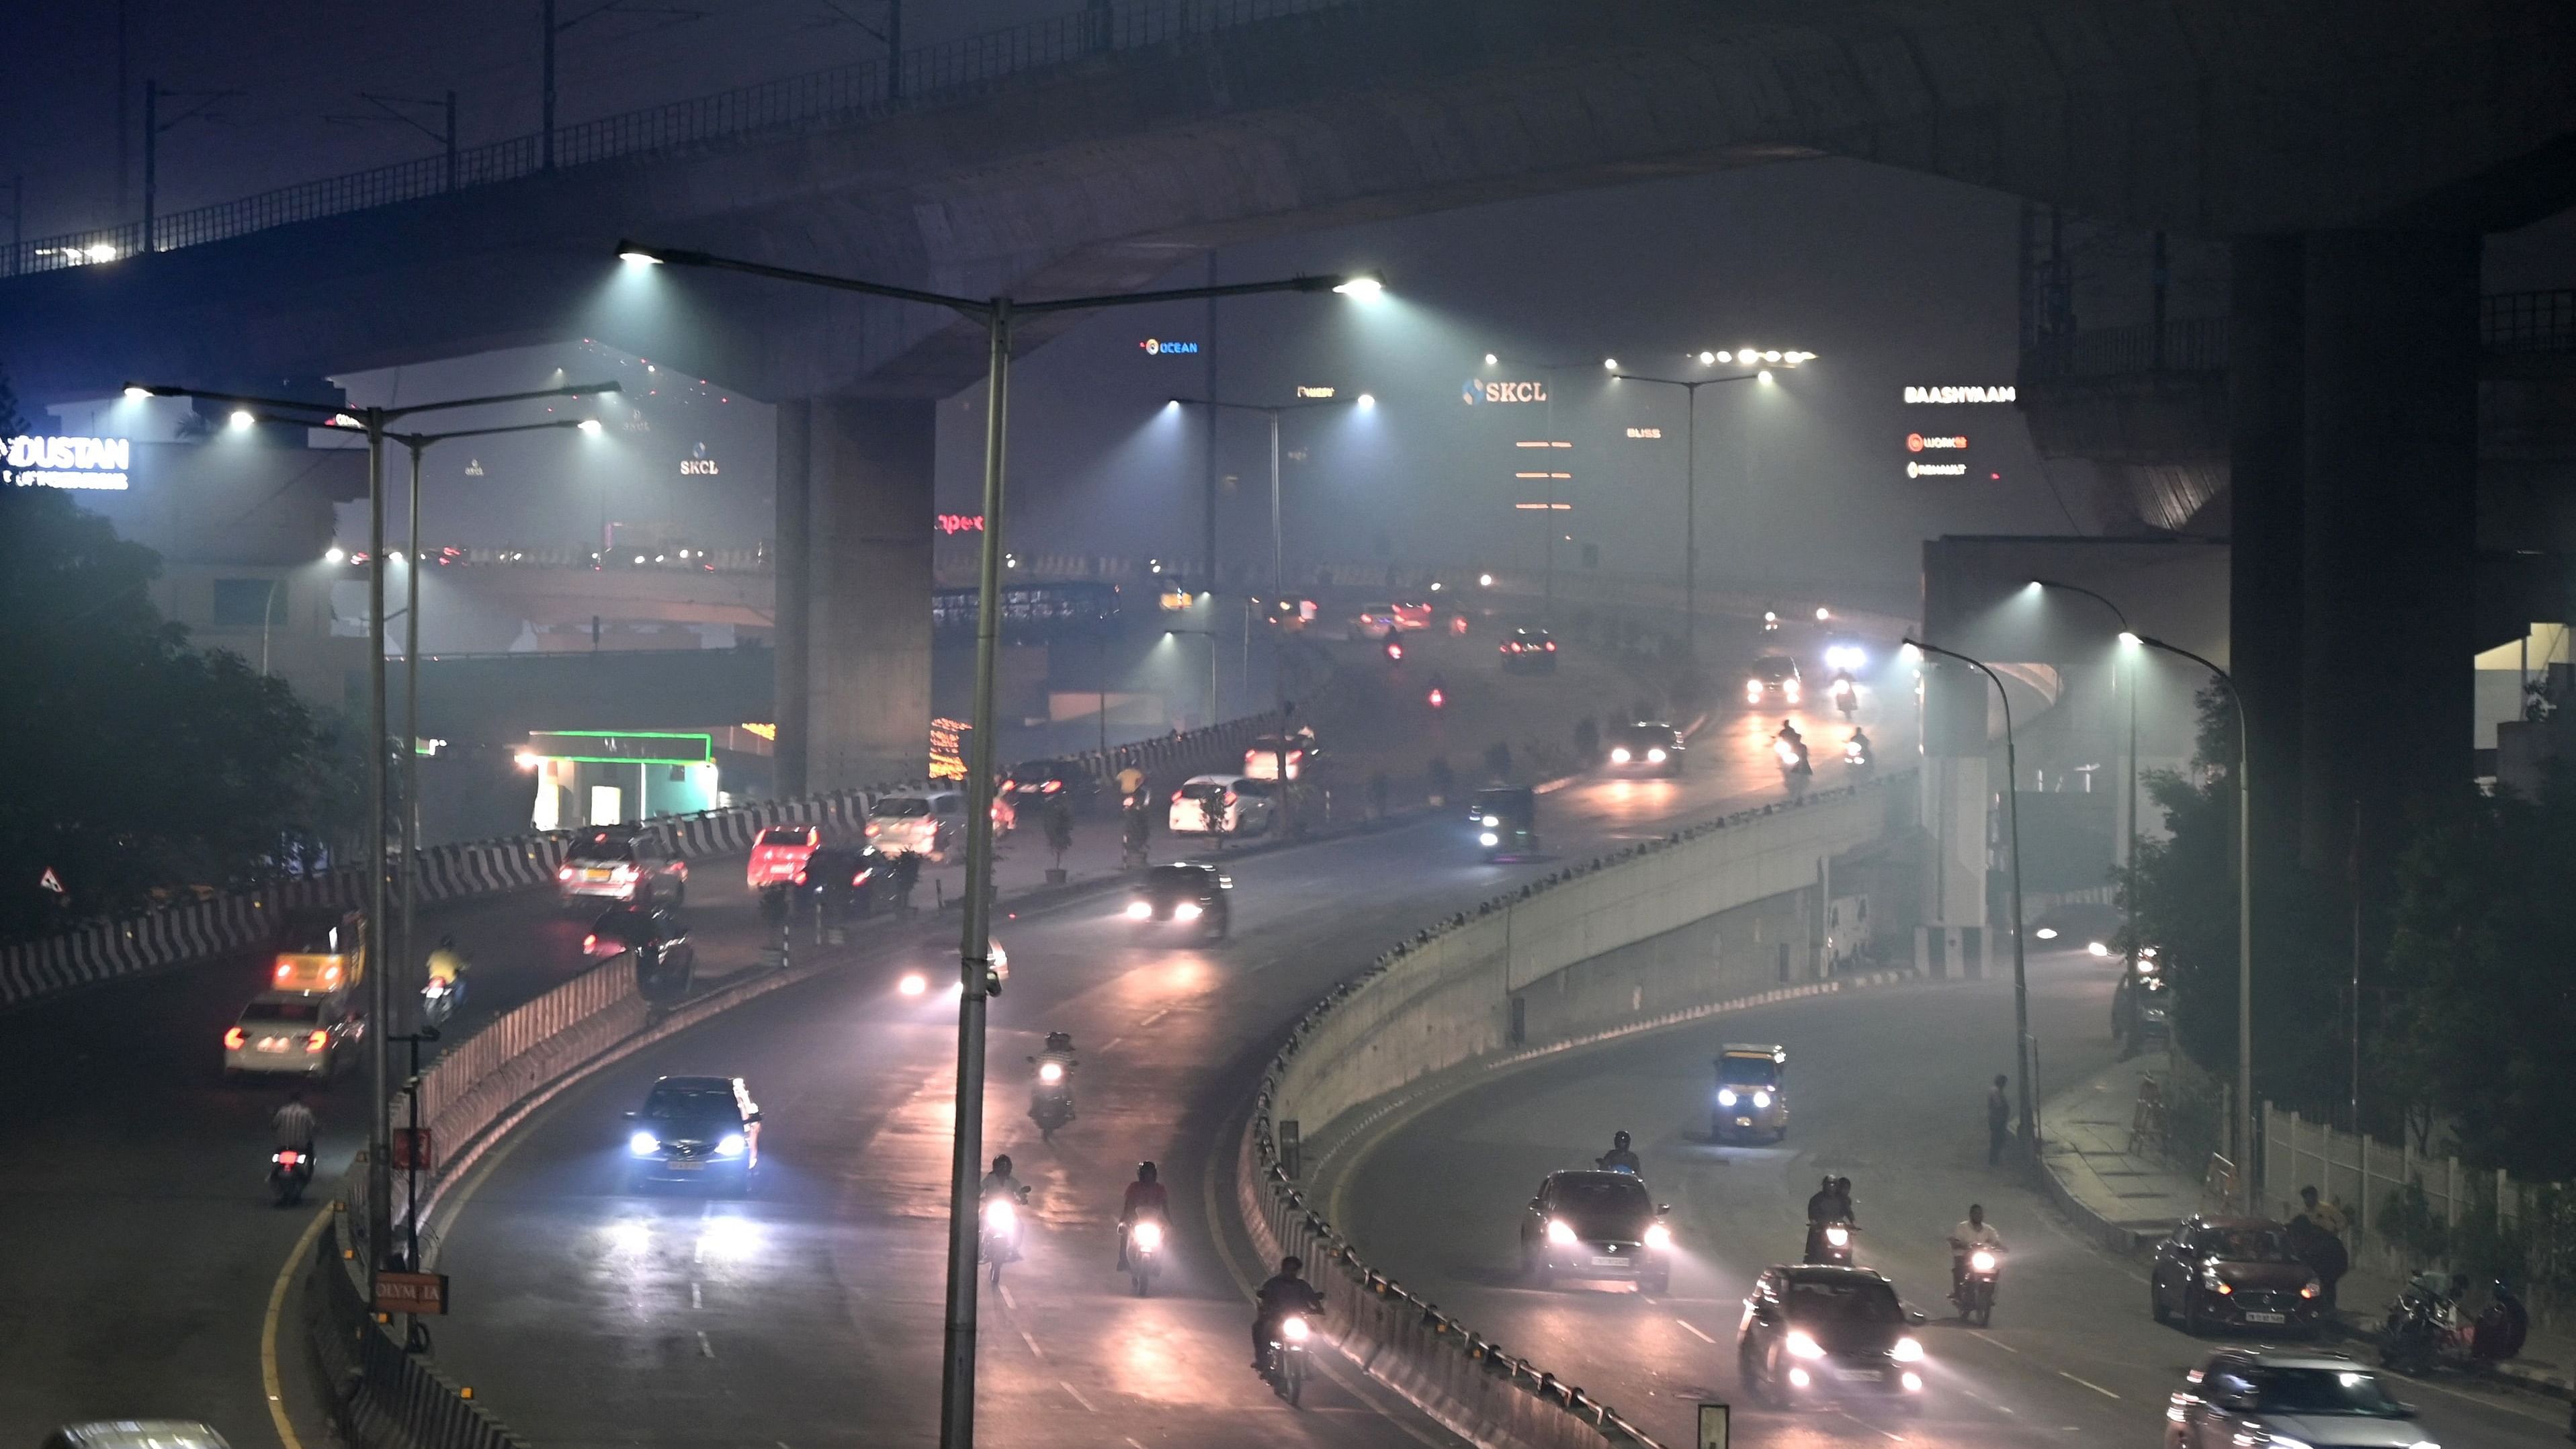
1252,1255,1327,1370
1948,1204,2004,1292
272,1090,318,1153
1037,1030,1078,1076
1847,727,1873,762
1595,1131,1641,1175
980,1153,1028,1257
1776,719,1803,749
1803,1174,1844,1261
425,934,468,986
1117,1161,1170,1270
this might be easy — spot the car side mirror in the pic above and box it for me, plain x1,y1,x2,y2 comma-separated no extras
1527,1198,1543,1211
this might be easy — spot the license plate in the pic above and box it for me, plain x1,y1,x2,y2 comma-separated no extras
1591,1256,1625,1267
1735,1116,1754,1127
665,1159,703,1172
257,1038,289,1053
1844,1368,1886,1382
2245,1311,2285,1323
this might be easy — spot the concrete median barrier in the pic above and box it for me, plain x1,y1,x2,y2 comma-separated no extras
1236,773,1916,1449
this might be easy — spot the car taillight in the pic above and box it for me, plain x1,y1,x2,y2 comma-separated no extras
851,869,871,885
865,823,882,836
1170,790,1183,803
275,1150,300,1166
1543,641,1555,651
273,959,294,981
558,865,575,881
583,933,599,953
1041,780,1061,793
224,1027,245,1050
304,1029,330,1053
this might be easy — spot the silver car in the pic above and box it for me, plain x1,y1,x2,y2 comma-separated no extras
44,1424,230,1449
2166,1349,2436,1449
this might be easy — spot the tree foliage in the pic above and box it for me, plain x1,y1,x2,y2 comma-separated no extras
0,417,345,937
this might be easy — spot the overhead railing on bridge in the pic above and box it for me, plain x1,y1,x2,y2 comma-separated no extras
1,0,1351,279
2022,288,2576,382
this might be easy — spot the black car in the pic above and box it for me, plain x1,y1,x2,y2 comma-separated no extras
1736,1265,1929,1410
585,904,693,967
1746,653,1803,707
1124,863,1231,938
1604,721,1685,777
2150,1215,2324,1336
1468,785,1538,861
798,844,908,922
1500,627,1558,673
626,1075,761,1190
1002,759,1097,813
1518,1170,1673,1292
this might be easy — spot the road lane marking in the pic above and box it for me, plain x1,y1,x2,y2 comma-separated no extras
1674,1317,1715,1344
691,1281,702,1309
697,1330,715,1358
1973,1331,2020,1354
2056,1370,2118,1400
2399,1370,2567,1425
1956,1387,2015,1415
260,1204,336,1449
1831,1407,1903,1442
1000,1284,1018,1311
1060,1379,1098,1413
1137,1008,1170,1027
1020,1328,1047,1362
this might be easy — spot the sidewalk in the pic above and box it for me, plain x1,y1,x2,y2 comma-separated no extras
2038,1051,2576,1405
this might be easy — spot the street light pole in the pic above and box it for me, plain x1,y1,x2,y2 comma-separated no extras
1905,637,2035,1155
124,382,618,1293
1608,366,1776,660
617,242,1380,1449
2133,633,2253,1209
2032,579,2142,1028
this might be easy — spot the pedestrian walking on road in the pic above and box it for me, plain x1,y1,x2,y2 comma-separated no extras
1986,1074,2011,1166
2290,1184,2352,1310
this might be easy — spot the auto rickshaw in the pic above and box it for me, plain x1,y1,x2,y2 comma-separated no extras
1714,1043,1789,1143
270,908,366,996
1468,785,1538,862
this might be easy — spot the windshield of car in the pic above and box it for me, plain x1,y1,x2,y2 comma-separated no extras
277,917,351,953
642,1084,738,1122
1146,866,1211,893
567,834,636,863
1552,1176,1652,1218
1755,657,1798,679
873,798,931,818
243,1000,325,1022
1472,789,1530,816
1234,779,1278,797
756,827,812,847
2241,1367,2404,1415
1612,725,1674,748
1784,1278,1905,1323
2200,1227,2297,1261
1719,1055,1780,1086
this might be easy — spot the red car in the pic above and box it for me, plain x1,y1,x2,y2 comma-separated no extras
746,824,821,890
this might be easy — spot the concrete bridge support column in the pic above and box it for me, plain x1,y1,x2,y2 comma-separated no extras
1917,651,1994,936
774,398,934,795
2227,236,2309,965
2296,232,2480,882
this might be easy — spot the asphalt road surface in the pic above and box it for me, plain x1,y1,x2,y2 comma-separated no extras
1328,949,2573,1447
0,615,1893,1448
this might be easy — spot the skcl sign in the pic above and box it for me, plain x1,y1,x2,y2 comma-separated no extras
1463,379,1548,405
1905,433,1967,451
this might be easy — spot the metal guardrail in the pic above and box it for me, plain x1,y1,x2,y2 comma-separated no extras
2,0,1349,279
2024,289,2576,382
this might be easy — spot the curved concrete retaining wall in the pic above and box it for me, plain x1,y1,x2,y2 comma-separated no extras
1237,773,1915,1449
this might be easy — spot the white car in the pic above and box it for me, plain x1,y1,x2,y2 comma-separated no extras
2166,1350,2429,1449
223,990,362,1081
1167,775,1277,836
867,789,965,859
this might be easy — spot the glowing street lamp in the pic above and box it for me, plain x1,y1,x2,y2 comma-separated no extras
1607,357,1789,658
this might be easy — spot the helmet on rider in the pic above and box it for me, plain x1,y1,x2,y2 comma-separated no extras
1044,1030,1075,1053
1137,1161,1159,1183
1281,1256,1303,1274
1613,1130,1631,1150
992,1154,1013,1176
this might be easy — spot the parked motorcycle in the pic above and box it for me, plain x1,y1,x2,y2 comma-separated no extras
1264,1312,1314,1406
2380,1279,2466,1375
269,1147,314,1206
1952,1245,2004,1326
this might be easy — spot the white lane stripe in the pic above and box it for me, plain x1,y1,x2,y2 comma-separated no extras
1060,1380,1097,1413
1674,1317,1715,1344
1019,1328,1047,1362
1137,1008,1170,1027
1831,1407,1903,1442
1973,1331,2021,1354
697,1330,715,1358
691,1281,702,1309
2057,1370,2119,1400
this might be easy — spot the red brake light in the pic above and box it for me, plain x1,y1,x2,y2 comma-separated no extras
851,869,871,885
304,1029,329,1053
583,933,599,953
1543,641,1555,651
273,959,293,981
865,823,882,836
1170,790,1183,803
558,865,574,880
1040,780,1061,793
275,1150,300,1166
224,1026,245,1050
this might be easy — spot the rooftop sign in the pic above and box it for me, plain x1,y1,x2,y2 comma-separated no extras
5,435,131,490
1903,386,2014,404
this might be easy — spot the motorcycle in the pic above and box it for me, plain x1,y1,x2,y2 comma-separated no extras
2381,1280,2466,1375
1844,735,1874,769
1830,675,1858,717
1804,1219,1856,1267
1029,1055,1076,1140
1128,1216,1165,1297
1952,1245,2003,1326
269,1147,314,1206
980,1188,1030,1286
1774,737,1813,790
421,975,461,1027
1121,807,1152,870
1264,1311,1314,1405
1383,638,1404,664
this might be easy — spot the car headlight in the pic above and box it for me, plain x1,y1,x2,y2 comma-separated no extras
1482,814,1499,827
1546,1219,1578,1245
628,1131,660,1156
1131,1220,1163,1251
1785,1329,1826,1360
1783,680,1801,702
2034,926,2059,940
1125,900,1153,919
1823,1225,1850,1247
1280,1314,1312,1343
1174,902,1203,921
1891,1335,1925,1362
1038,1061,1064,1084
1644,1223,1672,1251
1610,747,1631,763
1717,1088,1738,1107
1646,748,1666,762
2299,1278,2322,1299
1479,832,1499,847
1745,681,1763,701
715,1133,746,1157
1970,1249,1998,1274
1752,1090,1772,1108
2087,940,2111,957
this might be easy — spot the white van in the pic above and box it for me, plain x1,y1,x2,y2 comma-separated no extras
867,789,965,859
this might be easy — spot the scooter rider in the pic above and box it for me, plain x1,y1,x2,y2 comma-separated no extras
1848,727,1873,761
1117,1161,1169,1270
1252,1255,1327,1370
980,1153,1029,1256
1949,1203,2004,1292
1596,1131,1641,1174
1804,1174,1841,1261
425,934,468,1000
273,1090,318,1153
